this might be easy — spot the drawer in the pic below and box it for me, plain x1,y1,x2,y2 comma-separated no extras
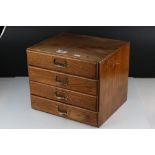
30,81,98,111
28,66,98,96
27,51,98,79
31,95,98,127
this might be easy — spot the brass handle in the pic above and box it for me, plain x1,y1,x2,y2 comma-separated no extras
55,76,68,85
55,91,68,101
53,58,67,68
56,105,69,117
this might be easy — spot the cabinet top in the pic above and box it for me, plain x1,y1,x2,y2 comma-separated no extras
27,33,129,62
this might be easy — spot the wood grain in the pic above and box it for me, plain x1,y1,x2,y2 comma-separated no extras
31,95,98,127
28,66,98,96
27,33,130,127
27,51,98,79
27,33,126,62
30,81,98,111
98,43,130,126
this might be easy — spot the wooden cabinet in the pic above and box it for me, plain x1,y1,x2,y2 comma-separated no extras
27,33,130,127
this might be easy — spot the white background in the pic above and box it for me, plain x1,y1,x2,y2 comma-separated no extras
0,0,155,155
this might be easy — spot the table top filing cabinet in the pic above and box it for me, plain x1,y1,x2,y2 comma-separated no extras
27,33,130,127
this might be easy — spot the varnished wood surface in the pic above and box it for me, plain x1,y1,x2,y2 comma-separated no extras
29,66,98,96
27,50,98,79
27,33,130,127
31,95,98,127
27,33,127,62
98,43,130,126
30,81,97,111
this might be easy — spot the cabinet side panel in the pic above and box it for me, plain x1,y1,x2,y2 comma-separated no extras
98,43,130,127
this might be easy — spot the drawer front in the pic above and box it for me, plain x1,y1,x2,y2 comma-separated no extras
30,81,97,111
28,66,98,96
31,95,98,126
27,51,98,79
